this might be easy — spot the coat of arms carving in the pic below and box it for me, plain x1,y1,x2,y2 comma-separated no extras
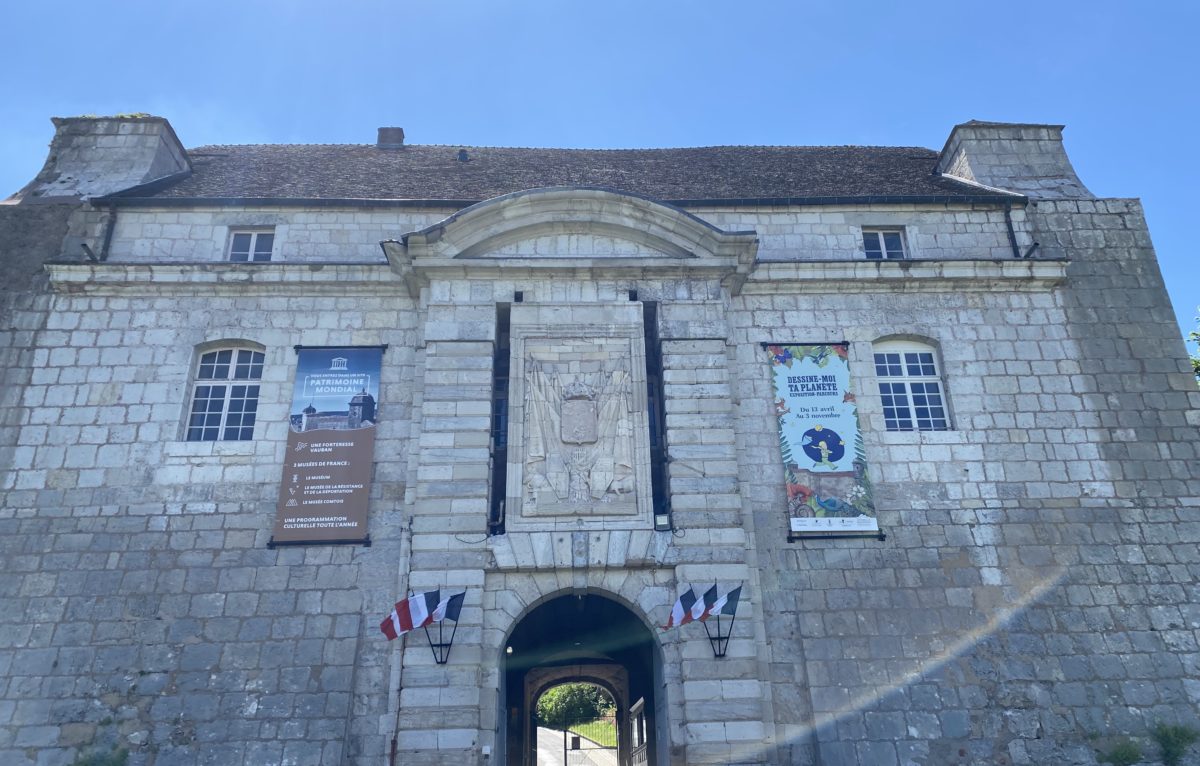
522,356,636,515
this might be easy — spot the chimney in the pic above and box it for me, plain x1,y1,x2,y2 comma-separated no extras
10,115,191,203
936,121,1093,200
377,127,405,149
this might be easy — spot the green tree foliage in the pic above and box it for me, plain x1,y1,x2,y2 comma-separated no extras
535,683,614,729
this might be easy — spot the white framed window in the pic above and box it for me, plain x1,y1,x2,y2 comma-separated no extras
228,229,274,262
186,347,265,441
873,341,949,431
862,228,906,260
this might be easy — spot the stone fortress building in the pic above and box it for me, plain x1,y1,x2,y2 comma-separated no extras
0,115,1198,766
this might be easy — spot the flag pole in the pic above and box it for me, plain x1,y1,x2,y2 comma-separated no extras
723,610,737,658
701,586,740,658
442,618,460,664
425,606,461,664
423,622,436,664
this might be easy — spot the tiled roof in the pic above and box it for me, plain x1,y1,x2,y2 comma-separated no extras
127,143,1018,204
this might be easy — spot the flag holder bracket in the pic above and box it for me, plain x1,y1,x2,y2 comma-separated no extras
424,618,459,665
268,535,371,548
665,584,743,657
700,612,737,658
787,531,886,543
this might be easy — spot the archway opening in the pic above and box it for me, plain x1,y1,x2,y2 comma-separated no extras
502,593,663,766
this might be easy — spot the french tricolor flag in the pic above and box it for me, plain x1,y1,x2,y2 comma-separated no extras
706,585,741,620
431,591,465,623
691,584,718,623
663,587,697,629
380,590,441,640
663,585,742,630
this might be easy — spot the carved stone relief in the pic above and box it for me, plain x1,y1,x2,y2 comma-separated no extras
522,346,636,516
505,304,652,528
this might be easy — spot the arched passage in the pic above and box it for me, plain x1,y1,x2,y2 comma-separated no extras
501,592,665,766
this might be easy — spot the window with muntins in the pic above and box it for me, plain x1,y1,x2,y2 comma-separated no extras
863,229,906,260
873,342,948,431
186,348,265,441
228,230,275,262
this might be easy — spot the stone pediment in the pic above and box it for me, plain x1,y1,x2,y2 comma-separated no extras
380,187,759,296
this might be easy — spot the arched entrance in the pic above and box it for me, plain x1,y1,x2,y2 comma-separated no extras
501,593,665,766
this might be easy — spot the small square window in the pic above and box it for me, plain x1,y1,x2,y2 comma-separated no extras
863,229,906,260
229,230,274,262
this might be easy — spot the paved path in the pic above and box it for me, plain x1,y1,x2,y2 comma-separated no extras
534,726,618,766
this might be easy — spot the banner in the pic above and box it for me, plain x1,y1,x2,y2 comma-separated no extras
765,343,876,535
271,347,383,545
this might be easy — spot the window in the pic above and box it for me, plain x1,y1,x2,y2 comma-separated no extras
228,230,274,262
186,347,264,441
862,229,906,260
488,304,511,535
873,341,949,431
642,299,671,530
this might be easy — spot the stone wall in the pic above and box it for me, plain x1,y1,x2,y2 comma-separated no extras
0,202,75,480
694,205,1032,262
107,208,454,263
736,198,1200,765
104,203,1032,264
0,279,419,764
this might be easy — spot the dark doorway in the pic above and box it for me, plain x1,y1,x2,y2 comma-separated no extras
501,593,665,766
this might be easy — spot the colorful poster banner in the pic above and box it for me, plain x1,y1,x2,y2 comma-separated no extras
271,347,383,545
765,343,877,536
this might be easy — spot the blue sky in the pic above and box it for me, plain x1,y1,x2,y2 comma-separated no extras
2,1,1196,353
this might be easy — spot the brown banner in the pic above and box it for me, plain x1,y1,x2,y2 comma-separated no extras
273,428,375,543
271,347,383,545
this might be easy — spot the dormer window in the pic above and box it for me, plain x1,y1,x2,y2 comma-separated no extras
862,228,906,260
229,229,275,262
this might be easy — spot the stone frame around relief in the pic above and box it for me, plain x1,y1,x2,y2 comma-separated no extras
505,303,654,531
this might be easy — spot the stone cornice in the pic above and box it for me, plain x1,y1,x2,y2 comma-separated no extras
385,255,747,288
742,258,1069,293
44,261,399,295
43,257,1069,296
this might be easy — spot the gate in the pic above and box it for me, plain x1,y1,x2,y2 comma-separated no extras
536,712,619,766
629,698,648,766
